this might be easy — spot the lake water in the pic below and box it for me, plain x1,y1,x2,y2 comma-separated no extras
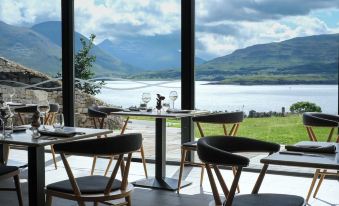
95,81,338,114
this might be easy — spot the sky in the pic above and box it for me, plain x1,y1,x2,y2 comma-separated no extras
0,0,338,60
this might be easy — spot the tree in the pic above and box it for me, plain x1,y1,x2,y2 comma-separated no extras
75,34,104,95
56,34,104,95
290,101,322,113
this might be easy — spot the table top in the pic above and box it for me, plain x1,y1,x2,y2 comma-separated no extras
0,126,112,147
261,141,339,170
111,110,210,118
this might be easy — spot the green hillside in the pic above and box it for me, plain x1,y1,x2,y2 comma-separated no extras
0,21,61,75
31,21,137,75
197,34,338,84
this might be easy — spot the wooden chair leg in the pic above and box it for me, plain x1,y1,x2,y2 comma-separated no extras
177,148,187,194
104,156,114,176
77,201,86,206
126,195,132,206
232,166,240,193
206,164,222,206
14,175,23,206
140,145,148,178
51,145,57,169
91,156,97,175
200,164,205,186
45,194,52,206
313,170,327,198
93,202,99,206
306,169,320,203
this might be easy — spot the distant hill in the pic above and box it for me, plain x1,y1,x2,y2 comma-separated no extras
197,33,338,84
98,33,205,70
0,21,61,75
135,33,338,84
31,21,136,75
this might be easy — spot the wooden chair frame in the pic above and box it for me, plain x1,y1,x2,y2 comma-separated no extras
304,124,339,203
177,120,241,193
45,152,134,206
0,168,23,206
205,161,271,206
90,116,148,178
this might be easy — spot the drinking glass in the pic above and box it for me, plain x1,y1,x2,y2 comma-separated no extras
53,113,64,131
37,100,50,130
162,101,170,112
141,93,151,107
8,87,15,103
169,91,178,109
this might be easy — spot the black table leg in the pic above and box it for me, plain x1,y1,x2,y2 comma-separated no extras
28,146,45,206
133,118,191,191
0,143,9,165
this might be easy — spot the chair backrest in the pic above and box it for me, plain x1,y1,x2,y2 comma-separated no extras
197,136,280,206
197,136,280,166
54,133,142,155
302,112,339,142
14,105,38,125
54,133,142,195
193,112,244,137
45,104,59,125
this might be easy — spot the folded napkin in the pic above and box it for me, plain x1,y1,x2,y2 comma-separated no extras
39,130,85,138
166,109,191,113
285,144,337,154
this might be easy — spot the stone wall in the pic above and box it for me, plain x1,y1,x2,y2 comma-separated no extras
0,57,121,128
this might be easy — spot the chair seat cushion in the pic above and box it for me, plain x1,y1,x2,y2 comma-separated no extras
0,166,18,175
46,175,122,194
232,194,305,206
182,141,197,149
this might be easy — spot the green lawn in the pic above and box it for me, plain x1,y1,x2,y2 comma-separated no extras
131,115,333,145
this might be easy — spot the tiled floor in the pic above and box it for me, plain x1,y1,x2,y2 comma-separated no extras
0,149,338,206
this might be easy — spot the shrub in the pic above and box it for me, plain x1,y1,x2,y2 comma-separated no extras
290,101,322,113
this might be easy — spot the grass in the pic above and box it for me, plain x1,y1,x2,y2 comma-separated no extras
131,115,334,145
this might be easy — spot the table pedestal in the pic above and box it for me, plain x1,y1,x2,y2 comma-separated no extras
133,118,191,191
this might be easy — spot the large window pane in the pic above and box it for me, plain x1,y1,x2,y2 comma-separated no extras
195,0,338,144
74,0,182,161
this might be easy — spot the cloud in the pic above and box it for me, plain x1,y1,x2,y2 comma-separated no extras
197,0,339,23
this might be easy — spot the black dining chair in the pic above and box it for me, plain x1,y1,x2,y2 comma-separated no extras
197,136,305,206
302,112,339,203
177,112,244,193
0,166,23,206
45,133,142,206
88,106,148,178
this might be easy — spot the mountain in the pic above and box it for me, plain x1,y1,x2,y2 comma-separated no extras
196,33,338,84
31,21,136,75
98,33,205,70
0,21,61,75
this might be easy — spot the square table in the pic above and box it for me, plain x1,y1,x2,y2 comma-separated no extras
261,141,339,202
0,127,112,206
111,110,209,191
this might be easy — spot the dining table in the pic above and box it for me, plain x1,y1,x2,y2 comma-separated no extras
0,126,112,206
261,141,339,203
111,109,209,191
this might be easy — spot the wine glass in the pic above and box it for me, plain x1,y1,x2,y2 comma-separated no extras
8,87,15,103
141,93,151,107
53,113,64,131
169,91,178,109
37,100,50,130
